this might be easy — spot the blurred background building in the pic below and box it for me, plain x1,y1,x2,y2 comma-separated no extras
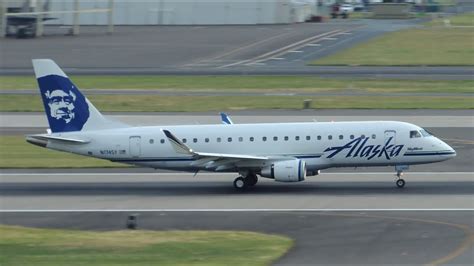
4,0,320,25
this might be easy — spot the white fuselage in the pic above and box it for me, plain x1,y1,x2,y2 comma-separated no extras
45,121,456,174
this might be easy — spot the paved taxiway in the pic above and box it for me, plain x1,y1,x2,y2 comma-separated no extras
2,21,473,79
0,211,472,265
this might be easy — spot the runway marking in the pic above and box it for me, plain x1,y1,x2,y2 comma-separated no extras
322,37,337,41
1,172,471,176
288,50,303,53
305,43,321,47
1,209,473,212
195,30,292,62
220,30,342,68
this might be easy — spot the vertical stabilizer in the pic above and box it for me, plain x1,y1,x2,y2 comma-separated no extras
32,59,125,133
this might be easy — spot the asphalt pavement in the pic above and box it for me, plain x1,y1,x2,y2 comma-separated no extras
0,211,472,265
2,20,473,78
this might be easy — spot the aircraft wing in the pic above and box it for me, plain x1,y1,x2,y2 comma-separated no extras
162,129,268,171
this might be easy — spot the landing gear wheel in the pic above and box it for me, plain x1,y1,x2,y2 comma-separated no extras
244,174,258,187
233,177,246,190
396,179,406,188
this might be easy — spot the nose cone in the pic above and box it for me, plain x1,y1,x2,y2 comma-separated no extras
437,138,456,159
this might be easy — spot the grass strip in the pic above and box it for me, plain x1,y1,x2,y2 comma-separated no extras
0,225,293,266
0,94,472,112
1,76,473,94
426,12,474,27
310,27,474,66
0,136,123,168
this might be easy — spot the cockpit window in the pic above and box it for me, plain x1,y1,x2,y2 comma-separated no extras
420,129,432,137
410,130,421,138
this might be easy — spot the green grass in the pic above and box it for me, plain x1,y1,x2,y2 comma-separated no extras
0,136,124,168
0,225,293,266
0,94,472,113
427,12,474,27
2,76,474,93
310,28,474,66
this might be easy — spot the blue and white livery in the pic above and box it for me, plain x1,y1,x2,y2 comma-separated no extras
27,59,456,190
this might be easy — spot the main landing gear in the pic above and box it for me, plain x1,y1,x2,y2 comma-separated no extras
233,173,258,190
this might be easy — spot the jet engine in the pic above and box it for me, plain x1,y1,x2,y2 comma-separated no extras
260,159,306,182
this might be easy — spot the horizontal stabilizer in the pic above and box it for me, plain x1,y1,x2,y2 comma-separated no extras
27,134,90,144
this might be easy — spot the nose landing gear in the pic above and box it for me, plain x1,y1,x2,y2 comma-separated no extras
395,165,409,188
396,173,406,188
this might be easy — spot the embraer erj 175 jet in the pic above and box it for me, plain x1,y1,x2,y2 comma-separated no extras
27,59,456,190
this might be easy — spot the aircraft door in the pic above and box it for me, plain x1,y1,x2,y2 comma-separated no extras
384,130,396,145
129,136,141,157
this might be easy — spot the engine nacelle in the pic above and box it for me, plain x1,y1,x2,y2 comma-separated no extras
260,159,306,182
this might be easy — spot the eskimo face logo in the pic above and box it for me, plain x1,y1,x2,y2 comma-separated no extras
45,89,76,123
41,83,90,132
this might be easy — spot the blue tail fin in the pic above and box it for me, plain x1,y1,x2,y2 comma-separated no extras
33,59,124,133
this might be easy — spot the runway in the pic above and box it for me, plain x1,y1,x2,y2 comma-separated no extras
1,172,473,210
1,172,473,265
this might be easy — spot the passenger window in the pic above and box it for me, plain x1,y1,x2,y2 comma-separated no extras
273,136,278,141
361,135,365,139
182,138,187,143
284,136,289,141
193,138,198,143
217,137,221,143
160,139,165,144
317,136,321,140
205,138,209,143
350,135,354,140
149,139,154,144
328,135,332,140
228,137,232,142
306,136,311,141
339,135,343,140
262,137,267,141
239,137,243,142
410,130,421,138
372,134,376,139
250,137,254,142
295,136,300,141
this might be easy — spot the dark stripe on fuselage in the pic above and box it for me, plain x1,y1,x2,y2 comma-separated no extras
403,151,456,156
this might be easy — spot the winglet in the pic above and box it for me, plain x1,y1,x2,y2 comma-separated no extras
162,129,194,155
220,112,233,125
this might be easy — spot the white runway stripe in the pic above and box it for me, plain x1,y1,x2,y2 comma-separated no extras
1,172,472,176
1,209,473,212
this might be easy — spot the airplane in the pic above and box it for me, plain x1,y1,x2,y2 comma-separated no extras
26,59,457,190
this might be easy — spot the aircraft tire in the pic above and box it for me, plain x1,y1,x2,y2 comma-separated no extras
244,174,258,186
233,177,246,190
396,179,406,188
